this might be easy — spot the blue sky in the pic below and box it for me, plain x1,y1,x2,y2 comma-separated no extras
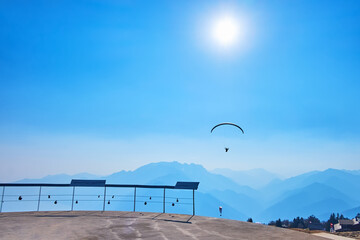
0,0,359,181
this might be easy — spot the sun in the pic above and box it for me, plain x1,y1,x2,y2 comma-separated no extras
212,16,240,48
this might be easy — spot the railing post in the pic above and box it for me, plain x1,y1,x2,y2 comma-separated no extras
133,187,136,212
71,186,75,211
0,186,5,213
37,186,42,211
102,186,107,212
163,188,166,213
193,189,195,216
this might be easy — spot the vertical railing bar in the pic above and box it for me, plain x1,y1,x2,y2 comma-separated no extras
0,186,5,213
193,189,195,216
71,186,75,211
102,186,107,212
133,187,136,212
37,186,42,212
163,188,166,213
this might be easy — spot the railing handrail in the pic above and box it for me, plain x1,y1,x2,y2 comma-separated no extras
0,181,199,190
0,183,175,189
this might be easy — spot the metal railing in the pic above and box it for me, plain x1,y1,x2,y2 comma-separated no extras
0,180,199,215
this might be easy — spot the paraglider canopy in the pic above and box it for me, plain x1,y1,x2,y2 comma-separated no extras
211,122,244,134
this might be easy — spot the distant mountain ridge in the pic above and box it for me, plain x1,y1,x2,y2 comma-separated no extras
260,182,356,222
211,168,281,189
18,173,101,183
11,162,360,222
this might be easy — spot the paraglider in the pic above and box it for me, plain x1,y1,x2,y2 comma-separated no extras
211,122,244,152
219,206,223,216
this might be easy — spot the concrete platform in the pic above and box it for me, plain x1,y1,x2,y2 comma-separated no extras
0,211,328,240
312,233,355,240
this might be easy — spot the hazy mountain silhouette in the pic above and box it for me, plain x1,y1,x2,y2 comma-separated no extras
107,162,258,198
17,173,100,183
212,168,281,189
259,168,360,203
342,205,360,218
259,183,356,221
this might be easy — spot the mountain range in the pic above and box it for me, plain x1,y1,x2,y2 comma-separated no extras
5,162,360,223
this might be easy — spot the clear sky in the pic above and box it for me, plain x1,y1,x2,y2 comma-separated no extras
1,0,359,181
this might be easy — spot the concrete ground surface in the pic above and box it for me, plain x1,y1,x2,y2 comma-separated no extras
312,233,355,240
0,211,332,240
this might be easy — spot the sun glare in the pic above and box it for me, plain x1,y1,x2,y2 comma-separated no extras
212,16,240,48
